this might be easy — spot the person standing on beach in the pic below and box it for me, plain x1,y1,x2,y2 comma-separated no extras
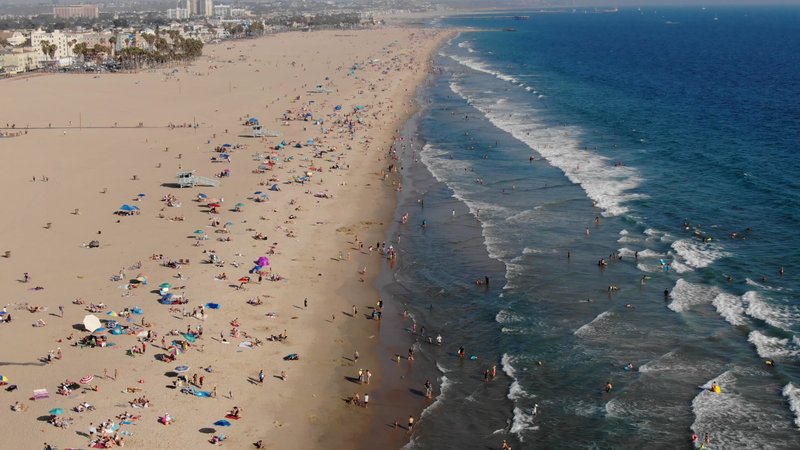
258,369,265,384
407,415,415,432
363,393,369,408
354,350,359,363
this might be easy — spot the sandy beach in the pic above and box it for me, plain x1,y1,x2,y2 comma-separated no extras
0,26,450,449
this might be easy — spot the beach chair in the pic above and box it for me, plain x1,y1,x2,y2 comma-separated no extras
33,388,49,400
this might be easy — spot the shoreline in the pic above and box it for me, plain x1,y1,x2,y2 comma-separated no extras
0,26,452,450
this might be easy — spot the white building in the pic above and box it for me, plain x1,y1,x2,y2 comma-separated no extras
168,8,191,20
30,29,71,61
214,4,230,19
203,0,214,18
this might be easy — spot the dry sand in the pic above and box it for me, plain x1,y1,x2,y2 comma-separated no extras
0,26,451,449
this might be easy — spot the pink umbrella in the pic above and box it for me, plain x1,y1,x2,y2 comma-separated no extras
257,256,270,266
80,375,94,384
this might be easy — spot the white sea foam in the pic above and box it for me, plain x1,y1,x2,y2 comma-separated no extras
510,406,539,441
521,247,557,255
744,291,796,330
668,279,718,313
574,311,613,337
495,310,525,324
712,292,747,326
670,239,730,270
435,361,451,374
782,383,800,429
691,370,784,449
446,79,644,217
747,330,800,359
421,375,452,418
449,54,520,84
617,247,663,259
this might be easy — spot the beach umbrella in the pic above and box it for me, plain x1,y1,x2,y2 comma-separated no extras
208,203,221,208
254,191,263,195
110,327,124,335
174,365,190,373
197,193,208,199
214,420,232,427
49,408,65,416
235,203,246,208
224,221,234,227
83,314,102,332
0,375,8,382
79,375,94,384
132,307,144,315
137,193,146,197
159,283,172,288
257,256,270,267
119,204,139,212
221,144,232,148
205,303,220,310
194,229,205,235
238,277,250,283
92,327,108,336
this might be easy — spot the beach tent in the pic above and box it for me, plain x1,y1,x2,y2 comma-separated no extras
83,315,102,332
119,204,139,212
270,184,280,191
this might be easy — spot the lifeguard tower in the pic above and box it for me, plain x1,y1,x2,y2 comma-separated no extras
176,171,220,188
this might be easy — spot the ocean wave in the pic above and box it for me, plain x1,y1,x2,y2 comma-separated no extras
670,239,730,270
691,369,784,449
521,246,557,255
496,310,525,324
668,279,718,313
510,406,539,441
712,292,747,326
782,383,800,429
449,54,519,84
745,277,790,292
747,330,800,359
446,78,644,217
617,247,663,259
574,311,613,337
743,291,797,330
638,349,701,375
421,375,452,418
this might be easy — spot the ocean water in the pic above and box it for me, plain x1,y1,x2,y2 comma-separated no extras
383,6,800,449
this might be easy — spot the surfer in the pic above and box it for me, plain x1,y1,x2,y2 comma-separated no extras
605,381,613,393
458,346,465,359
421,220,427,228
436,334,442,345
663,289,670,301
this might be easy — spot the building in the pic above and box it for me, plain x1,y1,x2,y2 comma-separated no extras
167,8,191,20
0,48,41,74
213,4,230,19
202,0,214,17
30,29,71,61
53,5,100,19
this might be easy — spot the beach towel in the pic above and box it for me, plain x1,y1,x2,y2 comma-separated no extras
283,353,299,361
194,391,212,397
33,388,49,400
224,414,240,420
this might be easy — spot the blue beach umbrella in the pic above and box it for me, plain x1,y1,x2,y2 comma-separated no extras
119,204,139,212
198,193,208,199
49,408,65,416
214,420,231,427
